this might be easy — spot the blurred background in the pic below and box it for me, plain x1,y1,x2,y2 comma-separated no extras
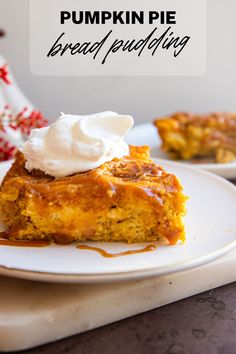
0,0,235,123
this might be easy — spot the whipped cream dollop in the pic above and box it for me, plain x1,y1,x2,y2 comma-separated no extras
20,112,134,177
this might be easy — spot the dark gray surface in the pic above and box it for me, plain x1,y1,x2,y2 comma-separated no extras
6,181,236,354
11,282,235,354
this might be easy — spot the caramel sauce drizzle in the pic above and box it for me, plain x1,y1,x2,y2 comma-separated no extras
0,239,50,247
0,235,157,257
76,244,157,257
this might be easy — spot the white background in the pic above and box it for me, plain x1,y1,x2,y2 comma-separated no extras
0,0,235,123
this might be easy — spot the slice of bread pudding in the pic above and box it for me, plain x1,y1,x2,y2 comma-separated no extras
0,147,186,245
154,112,236,163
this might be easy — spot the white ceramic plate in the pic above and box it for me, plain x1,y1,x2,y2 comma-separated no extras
0,160,236,283
126,123,236,179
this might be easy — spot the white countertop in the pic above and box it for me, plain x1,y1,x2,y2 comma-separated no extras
0,249,235,352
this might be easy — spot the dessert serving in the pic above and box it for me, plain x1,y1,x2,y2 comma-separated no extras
154,112,236,163
0,112,186,245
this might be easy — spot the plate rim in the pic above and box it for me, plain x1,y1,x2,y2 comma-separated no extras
0,159,236,283
0,237,235,283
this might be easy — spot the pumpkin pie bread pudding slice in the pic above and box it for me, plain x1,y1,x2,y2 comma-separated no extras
0,148,186,245
0,112,186,245
154,112,236,163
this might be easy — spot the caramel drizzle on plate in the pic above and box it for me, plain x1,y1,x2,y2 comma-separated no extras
76,244,157,258
0,238,50,247
0,236,156,257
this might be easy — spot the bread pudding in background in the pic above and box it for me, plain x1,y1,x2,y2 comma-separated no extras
154,112,236,163
0,147,186,245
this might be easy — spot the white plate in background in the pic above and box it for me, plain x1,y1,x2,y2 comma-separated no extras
0,160,236,283
126,123,236,179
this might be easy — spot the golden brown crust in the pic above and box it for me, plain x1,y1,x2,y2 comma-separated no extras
129,145,150,160
154,112,236,162
0,147,186,245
